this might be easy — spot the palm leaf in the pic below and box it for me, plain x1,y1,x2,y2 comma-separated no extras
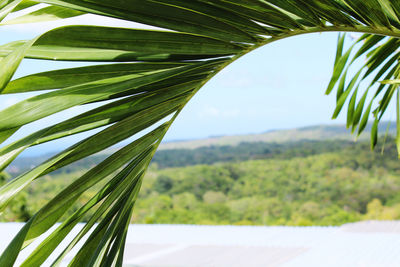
2,0,400,265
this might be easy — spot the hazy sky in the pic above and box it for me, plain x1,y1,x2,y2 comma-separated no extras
1,10,390,155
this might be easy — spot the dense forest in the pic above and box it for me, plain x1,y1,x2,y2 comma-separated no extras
7,139,363,175
2,136,400,226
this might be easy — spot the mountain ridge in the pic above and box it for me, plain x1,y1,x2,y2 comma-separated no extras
158,121,396,150
6,121,397,178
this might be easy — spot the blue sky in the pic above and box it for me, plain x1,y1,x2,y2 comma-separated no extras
1,11,390,155
168,32,343,140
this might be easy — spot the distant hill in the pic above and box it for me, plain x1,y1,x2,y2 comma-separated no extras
159,121,396,150
7,122,396,175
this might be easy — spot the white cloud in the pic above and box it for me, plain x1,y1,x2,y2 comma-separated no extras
214,69,255,88
197,106,240,119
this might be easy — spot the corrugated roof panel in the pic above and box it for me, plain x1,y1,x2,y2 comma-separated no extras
1,221,400,266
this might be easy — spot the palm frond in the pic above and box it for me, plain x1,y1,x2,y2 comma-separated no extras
326,34,400,153
2,0,400,265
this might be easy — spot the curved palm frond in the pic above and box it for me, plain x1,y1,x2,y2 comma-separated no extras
1,0,400,265
326,33,400,153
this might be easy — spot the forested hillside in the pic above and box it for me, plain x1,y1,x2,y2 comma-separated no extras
8,122,395,175
7,139,355,175
3,133,400,226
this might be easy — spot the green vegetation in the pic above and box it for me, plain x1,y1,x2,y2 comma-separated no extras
8,121,390,176
0,172,31,222
5,137,400,226
3,1,400,265
8,139,356,175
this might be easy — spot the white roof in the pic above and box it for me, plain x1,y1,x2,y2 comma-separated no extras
1,221,400,266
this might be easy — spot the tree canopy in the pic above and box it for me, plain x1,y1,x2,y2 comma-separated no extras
2,1,400,265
